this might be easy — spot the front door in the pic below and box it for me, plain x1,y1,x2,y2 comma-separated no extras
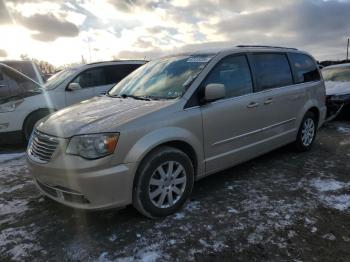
65,68,102,106
200,54,266,174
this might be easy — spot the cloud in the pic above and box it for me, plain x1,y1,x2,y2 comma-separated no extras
108,0,166,12
17,13,79,41
0,49,7,57
147,26,178,35
117,48,164,60
0,0,12,24
208,0,350,59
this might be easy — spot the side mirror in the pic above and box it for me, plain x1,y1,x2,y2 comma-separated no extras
204,83,225,102
67,83,82,91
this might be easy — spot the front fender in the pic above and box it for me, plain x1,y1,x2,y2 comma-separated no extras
124,127,204,175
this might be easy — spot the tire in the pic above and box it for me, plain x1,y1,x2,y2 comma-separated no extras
133,146,194,219
23,110,51,142
294,111,317,152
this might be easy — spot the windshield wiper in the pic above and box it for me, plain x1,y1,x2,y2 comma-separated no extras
109,93,152,101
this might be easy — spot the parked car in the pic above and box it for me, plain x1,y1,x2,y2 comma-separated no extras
27,46,326,218
0,60,146,143
1,60,44,85
322,63,350,119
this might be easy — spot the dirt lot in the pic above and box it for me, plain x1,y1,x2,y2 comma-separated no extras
1,121,350,261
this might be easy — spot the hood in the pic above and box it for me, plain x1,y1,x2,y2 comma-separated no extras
37,96,172,138
325,81,350,96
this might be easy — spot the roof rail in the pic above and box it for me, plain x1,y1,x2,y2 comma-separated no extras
236,45,298,50
86,59,148,66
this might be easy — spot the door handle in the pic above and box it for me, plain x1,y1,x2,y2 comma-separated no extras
247,102,259,108
264,98,273,105
0,84,4,87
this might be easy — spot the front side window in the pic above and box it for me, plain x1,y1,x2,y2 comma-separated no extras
44,68,77,90
289,53,320,83
202,55,253,99
253,53,293,90
108,55,214,99
72,68,106,88
322,66,350,82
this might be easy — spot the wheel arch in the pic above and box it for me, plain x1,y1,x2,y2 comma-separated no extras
22,108,56,133
125,127,204,182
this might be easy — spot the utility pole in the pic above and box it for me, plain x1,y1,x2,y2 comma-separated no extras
347,38,349,61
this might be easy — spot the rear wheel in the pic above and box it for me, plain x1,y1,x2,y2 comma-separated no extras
23,110,51,142
133,146,194,218
294,111,317,152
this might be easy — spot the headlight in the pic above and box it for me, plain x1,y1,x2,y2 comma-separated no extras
0,99,24,113
66,133,119,159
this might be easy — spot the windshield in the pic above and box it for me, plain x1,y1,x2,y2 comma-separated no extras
44,68,77,90
0,64,42,103
108,55,214,99
322,66,350,82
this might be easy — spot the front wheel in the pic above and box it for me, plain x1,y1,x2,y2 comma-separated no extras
133,146,194,218
294,111,317,152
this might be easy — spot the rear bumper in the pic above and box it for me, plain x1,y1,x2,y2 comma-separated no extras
27,156,137,210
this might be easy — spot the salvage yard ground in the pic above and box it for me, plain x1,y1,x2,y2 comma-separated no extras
1,121,350,261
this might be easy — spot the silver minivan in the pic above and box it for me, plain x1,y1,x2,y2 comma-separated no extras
27,46,327,218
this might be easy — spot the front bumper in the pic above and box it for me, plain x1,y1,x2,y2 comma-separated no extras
27,155,137,210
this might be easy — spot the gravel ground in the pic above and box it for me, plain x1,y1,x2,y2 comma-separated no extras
1,121,350,262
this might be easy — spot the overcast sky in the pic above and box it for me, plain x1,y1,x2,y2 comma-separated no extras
0,0,349,66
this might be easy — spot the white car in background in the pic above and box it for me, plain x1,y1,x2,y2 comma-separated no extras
0,60,146,143
322,63,350,119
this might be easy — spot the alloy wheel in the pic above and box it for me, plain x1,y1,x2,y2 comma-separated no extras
148,161,187,208
301,118,315,147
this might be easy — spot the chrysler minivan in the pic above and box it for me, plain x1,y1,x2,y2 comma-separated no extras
27,46,326,218
0,60,145,143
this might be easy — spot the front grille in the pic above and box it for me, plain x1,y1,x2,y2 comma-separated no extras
28,130,59,163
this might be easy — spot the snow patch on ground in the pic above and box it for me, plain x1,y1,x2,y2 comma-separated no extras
321,195,350,211
0,199,29,216
0,224,41,261
173,212,185,220
0,152,25,163
310,178,349,192
117,244,163,262
310,178,350,211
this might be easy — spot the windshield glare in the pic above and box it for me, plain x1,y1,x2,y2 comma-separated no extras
108,55,214,99
44,68,77,90
322,67,350,82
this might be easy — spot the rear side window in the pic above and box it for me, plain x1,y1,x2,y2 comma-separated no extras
203,55,253,99
72,68,106,88
253,53,293,90
289,53,320,83
104,64,142,85
0,71,3,81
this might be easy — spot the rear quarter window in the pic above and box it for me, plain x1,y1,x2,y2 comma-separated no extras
252,53,293,90
289,53,320,83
